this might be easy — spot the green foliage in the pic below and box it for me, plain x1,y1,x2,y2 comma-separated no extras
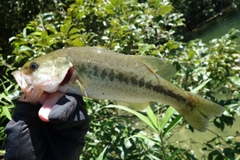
0,76,19,153
0,0,75,52
0,0,240,159
104,105,183,159
170,0,239,32
170,29,240,132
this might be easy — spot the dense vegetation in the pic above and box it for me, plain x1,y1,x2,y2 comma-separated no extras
1,0,240,159
172,0,239,32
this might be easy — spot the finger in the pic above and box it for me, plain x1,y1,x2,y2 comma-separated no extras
39,92,50,105
48,95,78,122
38,92,64,122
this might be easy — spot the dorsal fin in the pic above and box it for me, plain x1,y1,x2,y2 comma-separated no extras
133,56,176,80
134,56,166,72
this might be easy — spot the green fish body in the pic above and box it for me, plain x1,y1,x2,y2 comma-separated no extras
12,47,225,132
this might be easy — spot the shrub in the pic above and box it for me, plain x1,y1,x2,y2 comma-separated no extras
1,0,239,159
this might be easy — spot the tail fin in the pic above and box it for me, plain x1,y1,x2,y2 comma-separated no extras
179,94,225,132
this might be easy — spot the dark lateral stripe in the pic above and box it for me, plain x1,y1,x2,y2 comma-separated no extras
80,63,191,106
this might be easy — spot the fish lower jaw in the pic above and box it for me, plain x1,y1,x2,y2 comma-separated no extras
20,86,44,104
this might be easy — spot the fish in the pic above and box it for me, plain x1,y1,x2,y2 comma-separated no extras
12,46,225,132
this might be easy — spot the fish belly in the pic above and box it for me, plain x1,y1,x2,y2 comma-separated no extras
58,47,224,132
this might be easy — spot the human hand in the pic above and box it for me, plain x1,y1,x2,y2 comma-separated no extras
18,91,78,123
5,92,89,160
38,92,65,122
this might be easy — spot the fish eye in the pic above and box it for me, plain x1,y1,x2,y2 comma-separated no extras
29,62,38,71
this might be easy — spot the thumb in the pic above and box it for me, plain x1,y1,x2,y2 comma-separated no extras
38,92,64,122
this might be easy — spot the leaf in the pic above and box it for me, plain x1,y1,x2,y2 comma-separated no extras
45,24,57,34
157,4,173,16
0,150,5,155
159,106,176,131
69,28,80,35
42,12,54,21
188,49,196,59
19,46,32,56
2,106,12,120
41,30,48,39
8,36,19,43
167,148,181,160
96,145,108,160
105,4,116,15
163,115,182,137
168,42,179,50
110,0,121,6
129,133,159,144
60,23,71,34
23,27,27,37
76,11,86,19
70,33,81,40
146,107,160,131
105,105,159,132
73,38,85,46
223,148,235,160
191,79,212,94
229,76,240,87
29,32,41,36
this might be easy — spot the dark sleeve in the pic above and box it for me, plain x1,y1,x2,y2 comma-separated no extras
44,94,89,160
4,95,89,160
4,102,45,160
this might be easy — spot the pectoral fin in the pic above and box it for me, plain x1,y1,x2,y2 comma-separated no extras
75,79,88,97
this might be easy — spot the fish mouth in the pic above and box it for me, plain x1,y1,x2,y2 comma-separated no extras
12,71,43,103
12,71,33,93
12,66,74,103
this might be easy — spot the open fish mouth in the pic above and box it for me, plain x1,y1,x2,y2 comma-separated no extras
12,70,42,103
12,66,75,104
12,71,33,93
12,67,74,93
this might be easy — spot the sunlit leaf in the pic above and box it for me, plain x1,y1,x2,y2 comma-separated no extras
45,24,57,34
60,23,71,34
18,46,32,56
69,28,80,35
163,115,182,137
110,0,121,6
146,107,160,132
2,106,12,120
96,145,108,160
73,38,85,46
191,79,212,94
159,106,176,131
41,30,48,39
105,105,159,132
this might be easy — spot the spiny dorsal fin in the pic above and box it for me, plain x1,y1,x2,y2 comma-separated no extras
133,56,176,80
134,56,166,72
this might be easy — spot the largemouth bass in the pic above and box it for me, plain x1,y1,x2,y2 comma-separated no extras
12,47,224,132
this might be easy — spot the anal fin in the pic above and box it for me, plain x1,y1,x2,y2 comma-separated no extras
115,101,149,112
